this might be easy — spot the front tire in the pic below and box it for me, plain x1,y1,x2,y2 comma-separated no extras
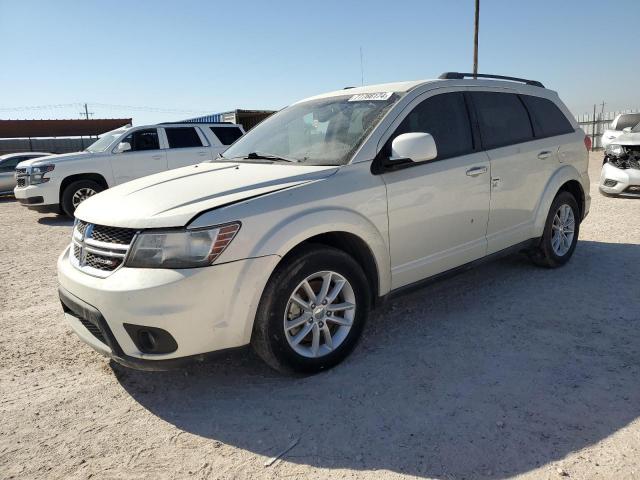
530,191,580,268
61,179,103,217
251,245,371,374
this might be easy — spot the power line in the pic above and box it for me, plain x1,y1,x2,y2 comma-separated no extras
0,102,210,114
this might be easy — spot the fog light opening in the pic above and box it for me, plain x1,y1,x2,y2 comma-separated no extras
138,330,158,352
603,179,618,187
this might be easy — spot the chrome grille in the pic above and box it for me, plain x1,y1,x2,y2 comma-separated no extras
71,220,138,277
15,167,28,187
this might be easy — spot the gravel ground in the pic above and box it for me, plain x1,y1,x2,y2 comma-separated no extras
1,152,639,480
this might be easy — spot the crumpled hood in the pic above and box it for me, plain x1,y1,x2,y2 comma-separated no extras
17,151,97,167
75,161,339,228
611,132,640,146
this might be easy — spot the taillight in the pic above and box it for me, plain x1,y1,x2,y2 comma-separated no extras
584,135,592,151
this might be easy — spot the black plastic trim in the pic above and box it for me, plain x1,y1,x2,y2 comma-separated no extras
378,238,539,304
18,196,44,205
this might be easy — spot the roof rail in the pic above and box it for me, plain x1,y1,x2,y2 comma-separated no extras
438,72,545,88
158,121,232,125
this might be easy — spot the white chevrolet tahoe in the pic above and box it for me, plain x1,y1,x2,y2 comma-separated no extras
57,72,591,374
14,122,244,216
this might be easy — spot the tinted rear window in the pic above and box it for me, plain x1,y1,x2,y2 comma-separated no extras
616,113,640,131
210,126,243,145
165,127,203,148
471,92,534,149
521,95,574,138
393,92,474,159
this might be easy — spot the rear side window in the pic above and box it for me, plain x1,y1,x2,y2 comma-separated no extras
471,92,533,149
615,113,640,131
121,129,160,151
165,127,203,148
392,92,473,159
521,95,574,138
210,126,243,145
0,157,22,171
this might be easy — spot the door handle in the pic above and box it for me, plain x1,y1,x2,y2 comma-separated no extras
537,151,552,160
466,166,488,177
152,154,162,160
198,151,208,156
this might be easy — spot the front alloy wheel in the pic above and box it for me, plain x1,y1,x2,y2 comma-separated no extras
284,271,356,358
252,245,370,374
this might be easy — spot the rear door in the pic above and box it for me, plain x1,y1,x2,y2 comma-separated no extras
380,90,491,288
110,128,167,184
163,126,212,169
470,90,568,254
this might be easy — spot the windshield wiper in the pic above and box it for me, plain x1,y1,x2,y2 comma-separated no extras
244,151,297,163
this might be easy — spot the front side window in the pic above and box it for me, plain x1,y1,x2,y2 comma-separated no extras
520,95,574,138
211,126,243,145
86,128,128,153
616,113,640,131
165,127,203,148
222,93,402,166
388,92,474,160
121,129,160,151
472,92,534,149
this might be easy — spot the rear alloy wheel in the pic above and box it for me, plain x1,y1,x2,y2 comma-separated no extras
530,191,580,268
252,245,370,374
61,179,104,217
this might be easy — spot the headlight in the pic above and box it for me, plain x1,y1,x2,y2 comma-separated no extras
605,144,625,157
29,164,55,184
126,222,241,269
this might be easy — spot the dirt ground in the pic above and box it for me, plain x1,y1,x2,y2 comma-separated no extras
1,152,639,480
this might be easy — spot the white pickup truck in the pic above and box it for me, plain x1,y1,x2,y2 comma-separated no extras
14,122,244,216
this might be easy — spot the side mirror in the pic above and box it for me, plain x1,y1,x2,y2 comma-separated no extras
622,127,632,134
390,132,437,163
115,142,131,153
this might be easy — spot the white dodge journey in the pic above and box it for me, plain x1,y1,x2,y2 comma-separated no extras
58,72,591,373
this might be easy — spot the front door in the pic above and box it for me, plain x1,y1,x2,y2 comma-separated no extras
380,91,491,289
110,128,167,184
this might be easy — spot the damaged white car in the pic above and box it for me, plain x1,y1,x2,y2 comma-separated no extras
600,122,640,197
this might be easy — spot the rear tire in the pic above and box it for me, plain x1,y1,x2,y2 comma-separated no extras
61,179,104,217
251,245,371,374
530,191,580,268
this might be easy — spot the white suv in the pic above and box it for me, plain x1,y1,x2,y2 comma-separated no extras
14,122,244,216
57,73,590,373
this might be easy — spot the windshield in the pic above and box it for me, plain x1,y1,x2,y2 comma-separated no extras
85,128,127,153
222,93,402,165
615,113,640,131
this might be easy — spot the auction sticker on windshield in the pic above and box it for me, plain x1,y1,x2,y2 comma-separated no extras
348,92,393,102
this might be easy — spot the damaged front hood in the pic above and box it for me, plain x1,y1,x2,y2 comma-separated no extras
75,161,338,228
611,132,640,146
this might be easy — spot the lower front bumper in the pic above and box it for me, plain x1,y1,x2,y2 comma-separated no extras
59,286,247,370
57,246,280,368
600,162,640,196
14,183,59,207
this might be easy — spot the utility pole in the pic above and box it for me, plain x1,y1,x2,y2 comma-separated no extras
592,103,596,152
360,46,364,86
79,103,94,120
473,0,479,78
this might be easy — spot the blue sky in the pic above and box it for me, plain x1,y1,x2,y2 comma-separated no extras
1,0,638,125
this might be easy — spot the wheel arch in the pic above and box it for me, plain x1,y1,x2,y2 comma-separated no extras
533,165,586,235
59,173,109,204
252,209,391,300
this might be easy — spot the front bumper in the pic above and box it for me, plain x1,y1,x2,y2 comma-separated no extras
57,245,279,369
14,183,59,207
599,162,640,197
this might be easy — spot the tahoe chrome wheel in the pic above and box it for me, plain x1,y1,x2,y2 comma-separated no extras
551,204,575,257
284,271,356,358
72,187,97,208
